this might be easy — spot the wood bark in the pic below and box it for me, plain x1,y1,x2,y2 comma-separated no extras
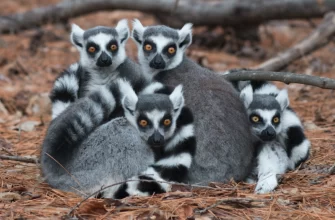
1,0,335,33
222,70,335,89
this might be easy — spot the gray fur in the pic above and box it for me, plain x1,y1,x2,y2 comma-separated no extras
137,94,173,112
83,26,118,40
249,95,281,111
132,20,254,184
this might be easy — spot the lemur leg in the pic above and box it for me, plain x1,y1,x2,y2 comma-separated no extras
255,146,288,194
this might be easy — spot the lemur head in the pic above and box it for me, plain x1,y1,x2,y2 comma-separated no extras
131,19,193,76
70,19,129,73
240,85,289,142
121,83,184,148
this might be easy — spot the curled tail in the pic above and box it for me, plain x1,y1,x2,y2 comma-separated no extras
41,85,116,188
50,63,80,119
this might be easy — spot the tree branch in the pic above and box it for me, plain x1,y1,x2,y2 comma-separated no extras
0,155,39,163
1,0,335,33
254,12,335,71
222,70,335,89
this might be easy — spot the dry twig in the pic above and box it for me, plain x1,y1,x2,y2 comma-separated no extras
255,12,335,71
0,155,39,163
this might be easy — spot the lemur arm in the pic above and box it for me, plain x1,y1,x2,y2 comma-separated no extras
113,107,196,199
140,81,174,96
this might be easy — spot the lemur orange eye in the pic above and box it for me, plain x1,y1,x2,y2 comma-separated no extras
110,44,118,51
273,117,280,123
164,119,171,126
168,47,175,54
139,120,148,127
88,46,96,53
145,44,152,51
252,116,260,123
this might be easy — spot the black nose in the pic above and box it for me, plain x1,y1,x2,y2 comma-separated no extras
149,131,165,147
149,54,166,69
96,52,112,67
260,126,276,141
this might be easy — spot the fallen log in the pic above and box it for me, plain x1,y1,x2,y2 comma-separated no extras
1,0,335,33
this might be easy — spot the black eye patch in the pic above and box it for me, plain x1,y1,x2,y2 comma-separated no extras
143,40,157,54
163,43,177,58
106,40,119,54
86,42,100,57
160,114,172,130
249,113,263,124
137,114,152,130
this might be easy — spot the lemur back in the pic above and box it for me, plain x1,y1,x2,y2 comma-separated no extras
131,20,255,183
240,85,290,193
50,19,149,119
231,78,310,169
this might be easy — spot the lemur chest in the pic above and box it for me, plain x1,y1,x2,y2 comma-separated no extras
78,71,120,97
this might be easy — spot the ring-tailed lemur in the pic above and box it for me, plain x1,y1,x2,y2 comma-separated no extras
230,78,310,170
42,79,195,198
50,19,149,119
102,81,196,198
240,85,290,194
131,20,255,183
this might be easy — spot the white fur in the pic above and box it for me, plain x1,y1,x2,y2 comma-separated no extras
96,86,116,114
141,167,171,192
276,89,289,111
280,109,302,129
52,101,70,119
155,153,192,169
70,24,84,49
115,19,130,44
166,124,194,151
69,63,79,72
131,19,146,45
169,84,184,111
240,85,253,108
255,109,278,126
254,83,280,95
140,82,164,95
255,142,289,194
146,109,166,129
54,73,79,93
117,79,134,99
178,23,193,49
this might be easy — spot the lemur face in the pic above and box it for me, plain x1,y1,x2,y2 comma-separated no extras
240,85,289,142
70,19,129,72
131,19,193,75
122,84,184,148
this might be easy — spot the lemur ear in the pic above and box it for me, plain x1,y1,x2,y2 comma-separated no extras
169,84,185,111
132,19,145,45
178,23,193,50
276,89,289,111
70,24,84,49
115,19,130,44
240,85,253,109
119,79,138,115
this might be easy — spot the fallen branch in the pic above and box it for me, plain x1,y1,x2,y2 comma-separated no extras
195,197,272,214
254,12,335,71
1,0,335,33
222,70,335,89
0,155,39,163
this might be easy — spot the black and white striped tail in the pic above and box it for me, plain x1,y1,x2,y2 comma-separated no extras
50,63,80,119
113,107,196,199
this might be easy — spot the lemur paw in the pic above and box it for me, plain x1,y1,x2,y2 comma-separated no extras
255,174,278,194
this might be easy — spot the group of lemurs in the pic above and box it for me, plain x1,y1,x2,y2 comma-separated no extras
41,19,310,198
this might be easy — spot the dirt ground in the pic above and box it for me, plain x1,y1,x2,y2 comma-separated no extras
0,1,335,219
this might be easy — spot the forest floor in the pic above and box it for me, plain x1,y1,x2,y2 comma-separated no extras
0,0,335,219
